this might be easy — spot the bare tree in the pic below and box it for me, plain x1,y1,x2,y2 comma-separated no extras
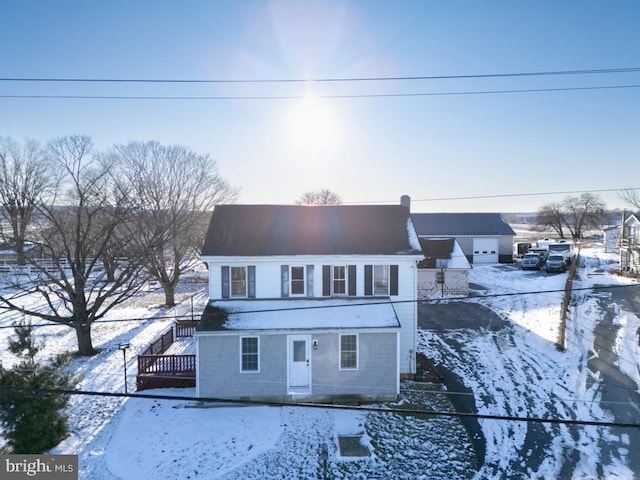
619,187,640,211
562,193,607,239
296,189,342,205
0,136,146,356
536,193,607,239
0,137,56,265
536,202,566,238
111,141,238,306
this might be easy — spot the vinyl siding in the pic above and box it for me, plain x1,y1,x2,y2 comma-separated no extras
197,331,399,399
204,256,419,375
310,332,398,396
197,334,287,398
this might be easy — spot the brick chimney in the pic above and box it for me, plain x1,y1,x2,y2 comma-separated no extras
400,195,411,210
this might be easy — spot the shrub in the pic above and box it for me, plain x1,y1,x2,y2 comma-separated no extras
0,320,78,453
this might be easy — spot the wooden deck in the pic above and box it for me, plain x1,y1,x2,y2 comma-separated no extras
136,320,198,391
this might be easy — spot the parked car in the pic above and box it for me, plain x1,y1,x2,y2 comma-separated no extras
547,241,574,265
522,252,544,270
545,253,567,273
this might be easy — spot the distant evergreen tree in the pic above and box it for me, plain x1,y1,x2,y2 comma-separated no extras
0,320,77,453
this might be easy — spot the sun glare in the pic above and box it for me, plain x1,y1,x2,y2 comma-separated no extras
285,95,342,151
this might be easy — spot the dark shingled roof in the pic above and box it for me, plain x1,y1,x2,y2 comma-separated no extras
417,238,454,268
202,204,422,256
411,213,516,236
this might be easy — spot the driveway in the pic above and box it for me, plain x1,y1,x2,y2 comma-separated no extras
418,302,505,470
419,267,640,478
419,300,586,478
588,282,640,475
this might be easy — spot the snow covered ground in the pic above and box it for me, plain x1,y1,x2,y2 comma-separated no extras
421,244,640,479
1,244,638,479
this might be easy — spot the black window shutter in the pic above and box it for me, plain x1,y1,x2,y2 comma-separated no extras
322,265,331,296
306,265,314,297
348,265,356,296
248,266,256,298
364,265,372,296
281,265,289,297
390,264,399,296
221,266,230,298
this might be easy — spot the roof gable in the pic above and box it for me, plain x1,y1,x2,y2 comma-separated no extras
202,204,423,257
411,212,516,236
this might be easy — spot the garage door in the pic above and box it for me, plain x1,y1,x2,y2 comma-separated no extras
472,238,499,264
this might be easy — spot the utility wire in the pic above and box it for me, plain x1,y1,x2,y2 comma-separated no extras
0,384,637,429
363,187,640,205
2,83,640,101
0,284,640,329
1,282,637,330
2,66,640,84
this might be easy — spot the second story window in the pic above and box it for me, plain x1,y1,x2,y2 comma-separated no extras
221,266,255,299
231,266,247,297
373,265,389,295
364,264,399,296
333,266,346,295
322,265,356,296
281,264,314,297
291,266,305,295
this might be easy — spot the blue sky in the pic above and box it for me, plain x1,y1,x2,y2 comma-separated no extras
1,1,639,212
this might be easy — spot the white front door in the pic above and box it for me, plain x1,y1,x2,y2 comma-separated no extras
288,335,311,390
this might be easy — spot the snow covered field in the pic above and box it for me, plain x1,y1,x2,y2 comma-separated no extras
1,244,638,479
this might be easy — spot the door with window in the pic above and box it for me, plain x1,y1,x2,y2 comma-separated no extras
288,335,311,390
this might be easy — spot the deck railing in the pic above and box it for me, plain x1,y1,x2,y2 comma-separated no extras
137,354,196,376
175,320,199,338
136,320,199,390
140,328,174,356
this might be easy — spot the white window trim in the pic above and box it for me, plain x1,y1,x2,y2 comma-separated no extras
339,333,359,370
332,265,348,296
230,266,248,298
240,336,260,373
290,265,306,296
373,265,390,296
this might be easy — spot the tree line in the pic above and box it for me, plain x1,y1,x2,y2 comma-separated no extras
0,135,238,355
535,189,638,239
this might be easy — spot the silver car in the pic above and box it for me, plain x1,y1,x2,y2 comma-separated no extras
545,253,567,273
522,252,543,270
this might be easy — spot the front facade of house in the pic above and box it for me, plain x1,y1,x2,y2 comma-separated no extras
196,201,423,402
412,212,516,264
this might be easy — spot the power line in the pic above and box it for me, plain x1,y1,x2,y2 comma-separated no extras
1,384,637,429
2,83,640,101
1,282,638,330
2,66,640,84
343,187,640,205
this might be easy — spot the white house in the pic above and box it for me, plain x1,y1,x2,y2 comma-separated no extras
620,213,640,273
196,198,424,402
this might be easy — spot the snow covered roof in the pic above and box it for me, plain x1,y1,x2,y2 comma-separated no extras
417,238,472,269
411,213,516,236
202,204,423,257
197,299,401,332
